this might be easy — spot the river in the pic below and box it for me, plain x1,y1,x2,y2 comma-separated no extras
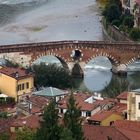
0,0,140,96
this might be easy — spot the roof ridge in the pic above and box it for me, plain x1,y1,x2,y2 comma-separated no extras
50,87,54,96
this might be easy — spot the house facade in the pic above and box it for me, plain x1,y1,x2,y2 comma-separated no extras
127,89,140,121
0,67,34,101
120,0,135,14
134,0,140,27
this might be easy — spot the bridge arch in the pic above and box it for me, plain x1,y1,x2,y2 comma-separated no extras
85,52,119,67
30,53,69,71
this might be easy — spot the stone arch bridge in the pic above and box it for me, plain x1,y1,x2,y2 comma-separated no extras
0,40,140,77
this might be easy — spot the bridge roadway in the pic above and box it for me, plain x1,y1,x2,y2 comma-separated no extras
0,40,140,77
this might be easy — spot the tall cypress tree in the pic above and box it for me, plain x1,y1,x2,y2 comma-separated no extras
64,93,84,140
35,100,61,140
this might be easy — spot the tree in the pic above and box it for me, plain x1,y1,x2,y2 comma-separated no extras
5,59,19,68
129,28,140,41
102,76,129,98
0,112,8,119
60,128,75,140
0,133,9,140
14,127,35,140
64,93,84,140
33,63,73,89
103,4,121,23
111,19,121,27
35,100,61,140
123,16,134,29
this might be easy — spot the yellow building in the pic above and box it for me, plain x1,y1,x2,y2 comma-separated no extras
127,89,140,121
0,67,34,101
87,111,123,126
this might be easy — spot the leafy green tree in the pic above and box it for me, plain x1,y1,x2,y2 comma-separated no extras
14,127,35,140
35,100,61,140
0,112,8,119
111,19,121,27
123,16,134,28
103,4,121,23
102,76,129,98
5,59,19,68
0,133,9,140
33,63,73,89
64,93,84,140
60,128,75,140
129,28,140,41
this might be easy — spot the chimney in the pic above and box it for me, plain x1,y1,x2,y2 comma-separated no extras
15,72,19,78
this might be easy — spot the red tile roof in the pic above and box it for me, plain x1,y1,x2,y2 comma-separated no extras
0,118,13,133
136,0,140,6
83,124,129,140
28,95,49,108
116,92,128,100
0,67,33,80
58,93,95,111
58,93,116,112
11,115,40,129
88,111,117,122
110,102,127,115
114,120,140,140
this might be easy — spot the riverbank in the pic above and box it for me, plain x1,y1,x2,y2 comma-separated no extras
102,18,132,42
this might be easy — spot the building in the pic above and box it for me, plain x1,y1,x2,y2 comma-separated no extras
114,120,140,140
58,93,116,118
32,87,68,103
127,89,140,121
0,67,34,101
121,0,135,14
116,92,128,104
16,95,49,115
83,124,129,140
87,110,123,126
10,115,40,133
134,0,140,27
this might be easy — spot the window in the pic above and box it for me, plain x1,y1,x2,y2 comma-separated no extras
17,84,21,91
22,84,24,90
86,111,91,117
26,82,29,89
60,109,63,114
139,102,140,110
17,85,20,91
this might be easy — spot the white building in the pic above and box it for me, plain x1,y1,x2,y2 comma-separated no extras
127,89,140,121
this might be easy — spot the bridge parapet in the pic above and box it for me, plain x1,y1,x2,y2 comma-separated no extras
0,41,140,77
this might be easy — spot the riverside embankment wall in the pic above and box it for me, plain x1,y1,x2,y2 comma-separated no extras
102,18,133,42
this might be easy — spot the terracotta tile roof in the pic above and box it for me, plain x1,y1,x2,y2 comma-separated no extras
11,115,40,129
58,93,98,111
58,93,117,112
114,120,140,140
83,124,129,140
0,67,33,80
88,102,126,122
87,111,116,122
136,0,140,6
0,118,13,133
28,95,49,108
110,102,127,115
116,92,128,100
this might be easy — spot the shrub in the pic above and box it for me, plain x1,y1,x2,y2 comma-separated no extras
103,4,121,23
129,28,140,41
111,19,121,27
123,16,134,28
